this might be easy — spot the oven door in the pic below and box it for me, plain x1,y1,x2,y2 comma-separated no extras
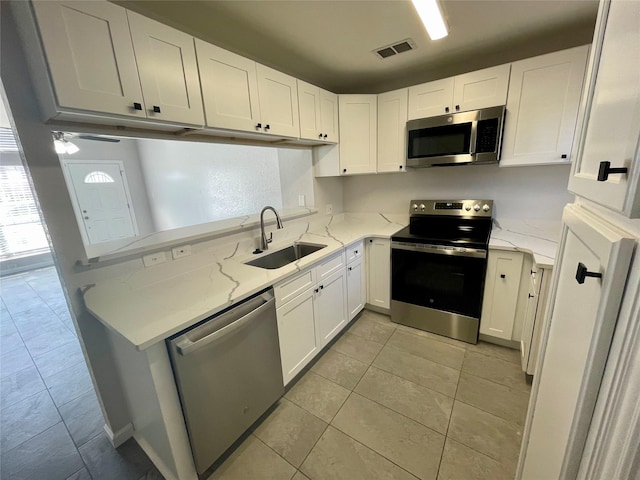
391,242,487,319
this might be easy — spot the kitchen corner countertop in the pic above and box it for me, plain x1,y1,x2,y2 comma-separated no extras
83,213,405,351
84,213,560,351
489,218,561,268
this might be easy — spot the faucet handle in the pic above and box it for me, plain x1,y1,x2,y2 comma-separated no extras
267,232,273,244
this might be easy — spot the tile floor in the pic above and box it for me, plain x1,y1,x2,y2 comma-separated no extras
0,267,161,480
1,266,531,480
212,310,532,480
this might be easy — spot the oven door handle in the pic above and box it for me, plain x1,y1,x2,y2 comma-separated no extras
391,241,487,259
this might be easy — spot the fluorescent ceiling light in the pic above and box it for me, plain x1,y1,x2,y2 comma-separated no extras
54,138,66,154
411,0,448,40
64,141,79,154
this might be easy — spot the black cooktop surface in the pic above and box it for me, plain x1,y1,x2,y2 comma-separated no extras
392,216,492,250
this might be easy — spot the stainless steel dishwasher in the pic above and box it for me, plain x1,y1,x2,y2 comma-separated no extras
167,288,283,475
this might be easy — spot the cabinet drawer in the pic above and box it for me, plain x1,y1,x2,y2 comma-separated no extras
317,251,345,280
346,241,364,264
274,268,316,307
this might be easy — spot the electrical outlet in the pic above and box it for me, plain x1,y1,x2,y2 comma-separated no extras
325,204,333,215
298,194,305,207
172,244,192,259
142,251,167,267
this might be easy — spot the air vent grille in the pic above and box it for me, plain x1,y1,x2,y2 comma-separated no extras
374,38,416,59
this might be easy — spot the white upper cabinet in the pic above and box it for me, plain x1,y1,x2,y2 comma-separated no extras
339,95,377,175
32,1,146,118
501,46,589,167
297,80,338,143
408,65,510,120
377,88,408,173
195,39,262,133
256,64,300,138
127,11,204,126
568,0,640,218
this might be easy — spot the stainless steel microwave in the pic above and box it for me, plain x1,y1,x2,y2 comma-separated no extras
406,105,506,167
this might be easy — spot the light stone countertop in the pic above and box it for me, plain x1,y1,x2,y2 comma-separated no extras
83,213,560,351
489,218,561,268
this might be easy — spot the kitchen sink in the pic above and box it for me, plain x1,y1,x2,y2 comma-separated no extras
246,242,327,269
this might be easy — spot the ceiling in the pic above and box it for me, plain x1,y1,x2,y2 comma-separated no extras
115,0,599,93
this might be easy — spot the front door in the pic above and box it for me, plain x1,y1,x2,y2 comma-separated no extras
64,161,137,244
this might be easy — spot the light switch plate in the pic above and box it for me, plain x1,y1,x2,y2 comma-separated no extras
172,245,192,259
143,251,166,267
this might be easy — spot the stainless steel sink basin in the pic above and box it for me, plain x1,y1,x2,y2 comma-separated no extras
246,242,327,269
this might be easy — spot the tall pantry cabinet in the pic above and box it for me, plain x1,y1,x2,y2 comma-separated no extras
518,1,640,479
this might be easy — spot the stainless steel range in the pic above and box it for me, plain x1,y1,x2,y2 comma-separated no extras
391,200,493,344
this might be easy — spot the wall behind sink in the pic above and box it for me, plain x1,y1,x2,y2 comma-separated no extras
342,163,574,220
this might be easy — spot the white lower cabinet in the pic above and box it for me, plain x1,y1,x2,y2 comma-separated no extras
520,267,552,375
366,238,390,310
275,250,347,385
480,250,525,340
346,237,366,322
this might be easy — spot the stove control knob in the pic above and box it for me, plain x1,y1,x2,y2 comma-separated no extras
419,203,426,211
473,204,480,212
412,203,418,211
482,204,490,212
465,205,472,211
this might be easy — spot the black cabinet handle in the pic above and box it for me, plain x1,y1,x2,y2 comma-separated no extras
445,107,450,113
320,285,324,290
399,165,403,170
256,123,262,129
348,267,352,271
323,134,328,139
133,102,142,110
561,154,568,159
455,105,460,111
576,262,602,284
597,161,628,182
528,293,535,298
264,124,270,131
500,274,506,279
314,288,319,293
152,105,161,113
343,168,347,173
319,133,323,139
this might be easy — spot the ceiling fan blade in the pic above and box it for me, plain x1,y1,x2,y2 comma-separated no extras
76,135,120,143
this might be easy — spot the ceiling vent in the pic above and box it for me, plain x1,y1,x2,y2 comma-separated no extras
374,39,416,59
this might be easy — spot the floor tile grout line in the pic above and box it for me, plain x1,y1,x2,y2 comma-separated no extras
382,340,465,372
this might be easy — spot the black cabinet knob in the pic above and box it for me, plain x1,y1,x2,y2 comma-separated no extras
152,105,161,113
500,274,506,279
354,250,358,254
348,267,352,271
561,154,568,159
320,285,324,290
264,124,270,131
576,262,602,284
399,165,403,170
133,102,142,110
597,161,628,182
256,123,262,129
445,107,450,113
455,105,460,111
323,134,328,139
343,168,347,173
319,133,323,139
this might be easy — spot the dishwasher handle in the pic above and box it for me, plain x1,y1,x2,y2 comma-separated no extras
175,293,275,356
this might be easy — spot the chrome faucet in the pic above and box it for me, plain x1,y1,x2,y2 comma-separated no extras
260,206,283,251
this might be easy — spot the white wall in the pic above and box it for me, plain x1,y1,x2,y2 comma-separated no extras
59,137,156,236
343,163,574,220
276,147,315,209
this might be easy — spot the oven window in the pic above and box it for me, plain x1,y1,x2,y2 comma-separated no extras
408,123,472,158
391,248,486,318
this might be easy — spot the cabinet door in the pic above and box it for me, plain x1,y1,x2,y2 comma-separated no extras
452,64,510,113
338,95,377,175
501,46,589,167
127,12,204,126
256,64,300,138
347,258,365,320
32,1,145,118
519,204,634,480
319,89,339,143
276,289,318,385
377,88,408,173
366,238,390,309
407,78,454,119
297,80,321,141
568,0,640,217
195,39,261,132
315,269,348,347
527,267,552,376
480,250,524,340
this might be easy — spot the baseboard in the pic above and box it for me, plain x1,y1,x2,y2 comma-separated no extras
479,333,520,350
364,304,391,315
103,422,134,448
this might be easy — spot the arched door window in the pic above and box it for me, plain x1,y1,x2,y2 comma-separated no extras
84,171,115,184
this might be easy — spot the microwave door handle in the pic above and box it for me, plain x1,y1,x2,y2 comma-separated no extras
469,120,478,155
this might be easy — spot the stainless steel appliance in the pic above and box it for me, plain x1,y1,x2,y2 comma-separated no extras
391,200,493,343
406,105,505,167
167,288,283,475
